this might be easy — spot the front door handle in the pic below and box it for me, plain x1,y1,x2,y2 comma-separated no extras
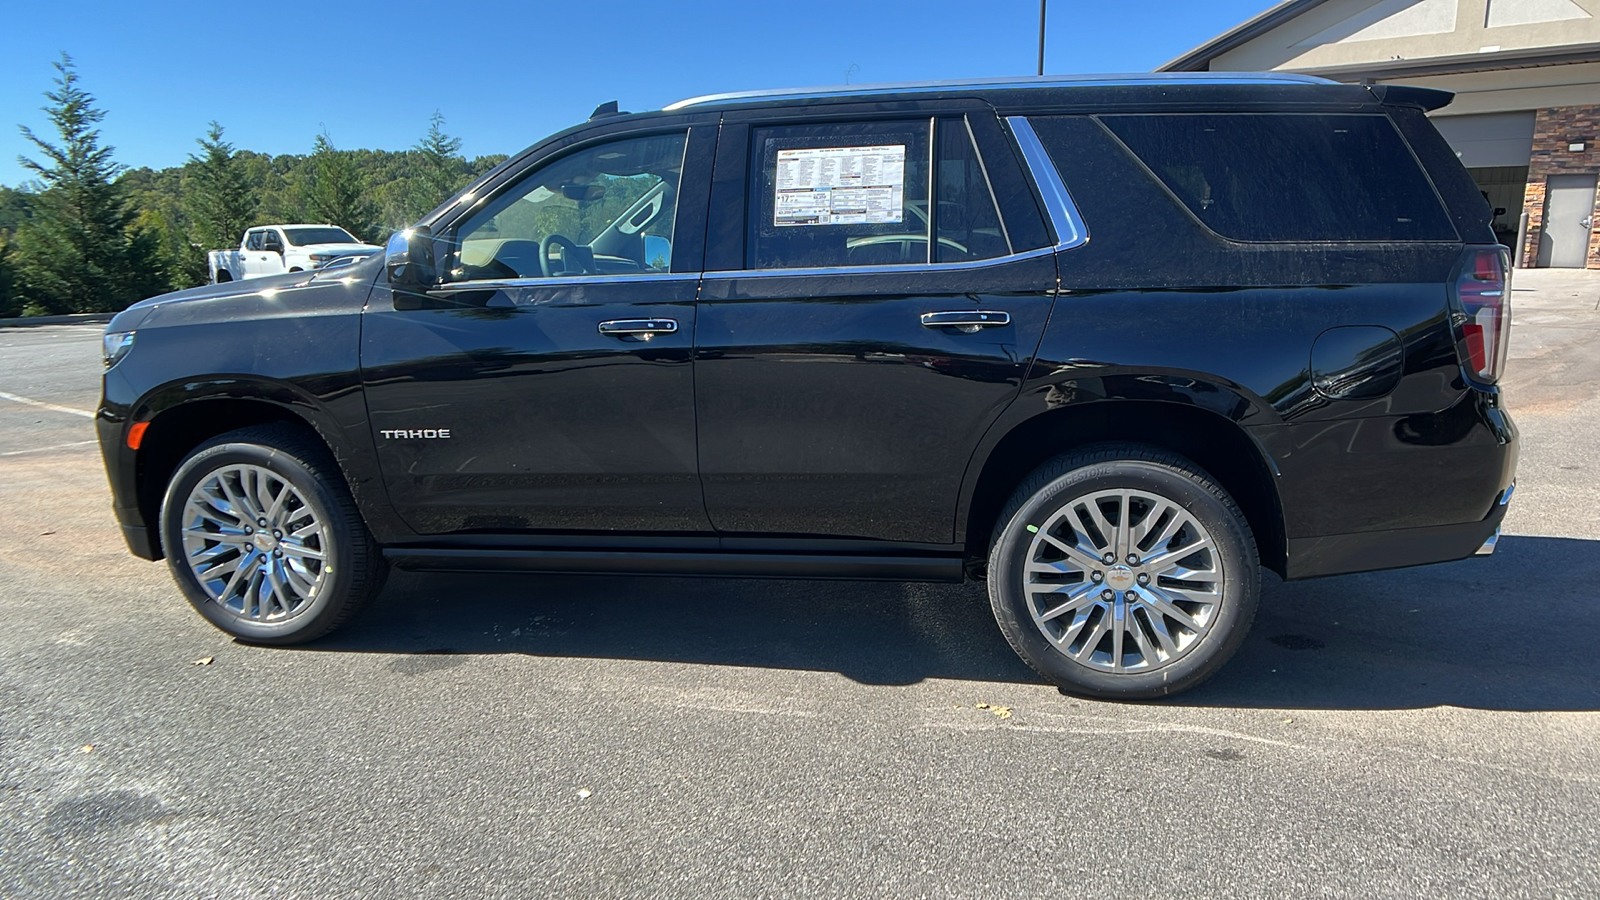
920,310,1011,333
598,318,678,340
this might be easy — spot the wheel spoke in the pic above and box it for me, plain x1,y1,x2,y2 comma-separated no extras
1034,582,1100,624
1037,530,1104,571
1141,606,1182,657
1128,497,1171,548
1110,601,1126,671
1071,614,1111,662
217,476,252,522
1131,585,1206,634
1079,500,1117,556
280,540,325,561
1054,607,1095,649
1159,564,1219,584
1142,537,1214,573
187,541,239,568
1127,609,1161,666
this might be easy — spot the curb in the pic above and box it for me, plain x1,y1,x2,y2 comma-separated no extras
0,312,117,328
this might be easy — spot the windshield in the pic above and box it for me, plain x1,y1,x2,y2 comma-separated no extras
283,227,358,246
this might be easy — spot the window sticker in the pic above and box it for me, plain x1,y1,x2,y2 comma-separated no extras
774,144,905,226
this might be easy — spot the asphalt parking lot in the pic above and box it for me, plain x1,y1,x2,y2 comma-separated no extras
3,271,1598,898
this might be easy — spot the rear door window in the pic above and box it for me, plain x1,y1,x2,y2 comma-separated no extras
1098,113,1457,243
744,117,1015,269
748,120,931,269
935,117,1011,262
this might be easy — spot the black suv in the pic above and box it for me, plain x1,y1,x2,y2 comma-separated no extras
98,74,1517,699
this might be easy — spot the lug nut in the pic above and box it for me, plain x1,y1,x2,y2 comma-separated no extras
258,518,268,527
1102,553,1115,564
244,526,253,534
273,530,282,539
1101,590,1115,601
1126,553,1139,565
1090,571,1104,583
1137,573,1150,585
273,549,283,558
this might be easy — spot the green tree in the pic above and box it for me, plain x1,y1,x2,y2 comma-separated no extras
0,234,18,318
10,53,162,314
409,111,466,221
185,122,257,251
300,131,377,241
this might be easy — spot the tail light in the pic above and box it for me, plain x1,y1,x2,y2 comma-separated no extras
1453,247,1510,383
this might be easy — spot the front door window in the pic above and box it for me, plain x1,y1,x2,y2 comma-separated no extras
449,132,687,281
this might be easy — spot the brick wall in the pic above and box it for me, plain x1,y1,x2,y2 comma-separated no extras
1519,105,1600,268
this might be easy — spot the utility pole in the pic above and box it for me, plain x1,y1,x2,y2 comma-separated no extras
1037,0,1047,76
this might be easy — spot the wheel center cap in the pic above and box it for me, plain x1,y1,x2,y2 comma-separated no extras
252,533,278,553
1105,565,1136,591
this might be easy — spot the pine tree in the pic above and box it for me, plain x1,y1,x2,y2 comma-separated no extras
301,131,378,241
409,111,465,220
11,53,160,314
185,122,257,251
0,235,18,318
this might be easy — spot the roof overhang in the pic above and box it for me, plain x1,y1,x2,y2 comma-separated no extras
1158,0,1331,72
1286,41,1600,81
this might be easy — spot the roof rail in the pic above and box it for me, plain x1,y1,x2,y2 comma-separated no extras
664,72,1338,110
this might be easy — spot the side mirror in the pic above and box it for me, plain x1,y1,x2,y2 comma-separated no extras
386,226,437,287
263,235,284,252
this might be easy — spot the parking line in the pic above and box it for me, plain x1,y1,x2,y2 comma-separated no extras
0,390,95,419
0,440,99,456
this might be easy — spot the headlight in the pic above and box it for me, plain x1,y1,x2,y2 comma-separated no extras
103,331,135,369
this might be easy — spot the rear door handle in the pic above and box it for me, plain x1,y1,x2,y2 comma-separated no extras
920,310,1011,333
598,318,678,340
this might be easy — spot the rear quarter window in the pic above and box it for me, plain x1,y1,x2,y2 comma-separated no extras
1097,113,1457,243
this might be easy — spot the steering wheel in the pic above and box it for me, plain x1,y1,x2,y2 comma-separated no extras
539,233,581,277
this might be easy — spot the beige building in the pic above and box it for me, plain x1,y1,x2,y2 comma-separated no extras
1159,0,1600,268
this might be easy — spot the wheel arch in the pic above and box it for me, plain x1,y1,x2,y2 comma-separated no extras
960,399,1287,578
130,383,360,561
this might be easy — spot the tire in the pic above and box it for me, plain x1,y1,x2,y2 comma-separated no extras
160,424,387,644
987,443,1259,700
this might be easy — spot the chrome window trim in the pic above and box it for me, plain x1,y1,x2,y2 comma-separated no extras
431,272,701,293
701,246,1056,281
1006,116,1089,252
665,73,1338,110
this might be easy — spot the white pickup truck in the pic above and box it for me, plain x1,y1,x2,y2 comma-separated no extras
207,224,381,283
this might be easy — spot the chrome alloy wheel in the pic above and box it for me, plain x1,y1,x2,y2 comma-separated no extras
1024,489,1223,673
179,464,329,622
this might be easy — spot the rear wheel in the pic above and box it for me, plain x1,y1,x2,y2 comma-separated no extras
160,424,386,644
987,444,1259,700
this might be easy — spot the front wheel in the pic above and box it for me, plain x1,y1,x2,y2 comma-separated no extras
987,444,1259,700
160,424,386,644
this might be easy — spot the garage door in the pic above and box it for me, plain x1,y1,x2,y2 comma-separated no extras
1430,111,1536,168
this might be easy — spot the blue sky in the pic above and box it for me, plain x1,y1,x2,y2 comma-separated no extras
0,0,1274,188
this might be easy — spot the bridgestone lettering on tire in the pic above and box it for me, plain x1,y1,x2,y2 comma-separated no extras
987,444,1260,700
161,424,386,644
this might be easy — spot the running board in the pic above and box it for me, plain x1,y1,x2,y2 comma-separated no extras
384,548,965,582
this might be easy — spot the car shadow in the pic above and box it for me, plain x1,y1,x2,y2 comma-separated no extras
291,533,1599,712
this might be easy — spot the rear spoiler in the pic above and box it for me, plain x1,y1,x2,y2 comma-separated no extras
1365,84,1453,112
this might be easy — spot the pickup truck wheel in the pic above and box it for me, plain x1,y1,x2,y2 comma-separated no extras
987,444,1259,700
160,424,386,645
